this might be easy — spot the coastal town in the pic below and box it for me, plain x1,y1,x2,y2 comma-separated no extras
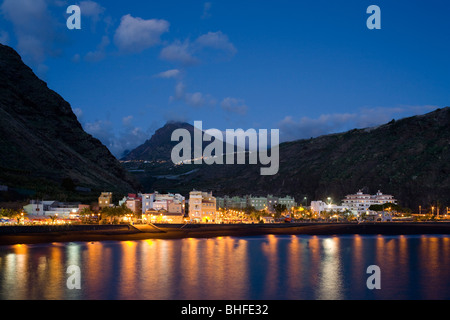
1,189,449,226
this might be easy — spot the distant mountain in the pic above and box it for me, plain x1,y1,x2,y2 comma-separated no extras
124,107,450,210
0,44,139,200
122,121,240,164
122,122,195,162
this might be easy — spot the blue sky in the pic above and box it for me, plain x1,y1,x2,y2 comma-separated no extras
1,0,449,157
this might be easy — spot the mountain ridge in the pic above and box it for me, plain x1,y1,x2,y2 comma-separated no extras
0,44,139,200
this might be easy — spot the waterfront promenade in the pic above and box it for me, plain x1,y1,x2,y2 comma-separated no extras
1,222,450,245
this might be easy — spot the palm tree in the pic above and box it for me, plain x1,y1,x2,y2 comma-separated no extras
79,208,93,223
0,208,26,224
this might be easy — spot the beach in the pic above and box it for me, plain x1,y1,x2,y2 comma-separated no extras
1,222,450,245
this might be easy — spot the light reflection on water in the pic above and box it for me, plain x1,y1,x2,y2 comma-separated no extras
0,235,449,300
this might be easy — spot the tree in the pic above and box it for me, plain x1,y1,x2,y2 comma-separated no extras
79,207,93,223
343,209,356,221
0,208,25,223
369,203,402,212
101,204,133,224
49,215,57,224
273,204,287,219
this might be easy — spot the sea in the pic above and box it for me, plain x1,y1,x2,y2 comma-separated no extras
0,234,449,300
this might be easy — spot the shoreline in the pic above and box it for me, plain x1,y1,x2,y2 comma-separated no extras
1,222,450,246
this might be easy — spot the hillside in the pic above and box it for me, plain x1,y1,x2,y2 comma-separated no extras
122,122,195,162
123,108,450,210
0,44,139,200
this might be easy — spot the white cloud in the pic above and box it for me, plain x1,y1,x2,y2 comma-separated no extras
79,0,105,19
85,35,110,62
84,117,151,158
122,115,133,126
277,105,439,142
84,119,114,145
201,2,212,19
154,69,181,79
159,39,198,65
1,0,64,67
220,97,248,115
195,31,237,56
185,92,206,108
78,0,106,31
173,81,186,100
160,31,237,65
114,14,169,53
170,81,216,108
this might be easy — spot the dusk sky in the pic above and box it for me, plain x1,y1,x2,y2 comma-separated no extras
1,0,449,157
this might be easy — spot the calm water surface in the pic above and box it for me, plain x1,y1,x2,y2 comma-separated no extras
0,235,449,300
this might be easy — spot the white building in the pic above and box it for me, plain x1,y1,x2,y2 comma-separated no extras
248,196,268,211
311,201,350,214
342,190,397,214
278,196,297,210
23,201,86,219
139,192,185,215
141,193,156,213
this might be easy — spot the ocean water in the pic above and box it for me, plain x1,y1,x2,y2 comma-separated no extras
0,234,449,300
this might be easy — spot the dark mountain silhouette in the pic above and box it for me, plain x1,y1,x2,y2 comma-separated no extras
0,44,139,200
122,122,195,162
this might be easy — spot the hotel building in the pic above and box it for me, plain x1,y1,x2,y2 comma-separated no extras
342,190,397,214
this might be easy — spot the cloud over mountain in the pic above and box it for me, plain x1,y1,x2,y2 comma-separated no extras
114,14,169,53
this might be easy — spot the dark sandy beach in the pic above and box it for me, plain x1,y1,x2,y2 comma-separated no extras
1,222,450,245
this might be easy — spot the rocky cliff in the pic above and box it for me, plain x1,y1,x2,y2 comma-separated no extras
0,44,139,199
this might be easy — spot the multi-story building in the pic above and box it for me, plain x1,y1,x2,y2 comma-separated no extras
248,196,268,211
98,192,113,208
216,197,225,210
217,194,297,212
189,190,217,223
230,196,247,209
216,196,248,210
153,199,169,211
267,195,297,212
342,190,397,214
278,196,297,210
168,201,183,214
267,194,278,212
141,193,156,214
125,193,142,215
139,192,185,215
